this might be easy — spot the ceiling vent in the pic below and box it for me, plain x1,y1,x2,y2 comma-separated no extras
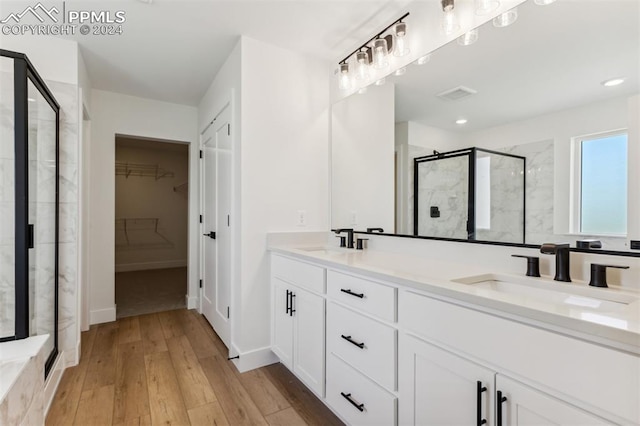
436,86,477,101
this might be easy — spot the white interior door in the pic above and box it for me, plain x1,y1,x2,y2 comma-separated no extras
201,105,232,349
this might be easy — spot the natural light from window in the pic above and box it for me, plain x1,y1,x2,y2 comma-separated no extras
580,132,627,235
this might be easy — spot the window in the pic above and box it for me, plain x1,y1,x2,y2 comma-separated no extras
576,130,627,235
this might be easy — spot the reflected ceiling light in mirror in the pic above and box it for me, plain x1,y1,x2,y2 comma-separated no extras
475,0,499,15
441,0,460,35
534,0,556,5
355,50,371,80
338,63,352,91
456,118,468,125
602,77,625,87
493,7,518,27
375,78,386,86
415,54,431,65
394,67,407,76
394,22,409,57
372,38,390,69
458,28,479,46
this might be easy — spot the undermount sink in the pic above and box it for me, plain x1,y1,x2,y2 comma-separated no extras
296,246,346,255
452,274,638,313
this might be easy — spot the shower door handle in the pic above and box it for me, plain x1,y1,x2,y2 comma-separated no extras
27,224,34,249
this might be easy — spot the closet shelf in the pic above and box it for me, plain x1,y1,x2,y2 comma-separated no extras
115,218,174,249
115,161,175,180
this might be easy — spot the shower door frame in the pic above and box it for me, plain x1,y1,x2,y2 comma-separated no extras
413,147,526,243
0,49,60,378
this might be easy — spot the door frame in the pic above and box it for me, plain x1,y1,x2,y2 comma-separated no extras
198,95,236,354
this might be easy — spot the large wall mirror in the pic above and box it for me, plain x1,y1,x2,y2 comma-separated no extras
331,0,639,252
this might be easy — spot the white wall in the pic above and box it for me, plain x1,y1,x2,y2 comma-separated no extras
198,36,330,369
331,83,394,231
88,90,198,324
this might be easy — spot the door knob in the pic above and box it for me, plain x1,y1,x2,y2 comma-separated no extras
203,231,216,239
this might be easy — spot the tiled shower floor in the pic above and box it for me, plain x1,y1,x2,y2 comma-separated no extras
115,267,187,318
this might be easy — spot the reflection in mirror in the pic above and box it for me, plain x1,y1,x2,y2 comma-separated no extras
331,0,639,252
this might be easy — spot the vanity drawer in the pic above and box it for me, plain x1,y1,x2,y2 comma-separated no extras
271,255,325,294
326,353,397,426
327,302,396,391
327,270,396,322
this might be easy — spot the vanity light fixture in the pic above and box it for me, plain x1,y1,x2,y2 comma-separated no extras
458,28,479,46
602,77,625,87
372,38,390,69
534,0,556,5
456,118,468,125
393,22,409,57
355,50,371,80
338,62,352,91
493,7,518,27
441,0,460,35
475,0,499,15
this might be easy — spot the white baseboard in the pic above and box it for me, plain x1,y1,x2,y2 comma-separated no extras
231,345,279,373
90,307,116,325
115,259,187,273
44,351,65,417
187,295,198,310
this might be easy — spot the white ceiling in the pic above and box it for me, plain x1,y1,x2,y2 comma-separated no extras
44,0,413,106
393,0,640,133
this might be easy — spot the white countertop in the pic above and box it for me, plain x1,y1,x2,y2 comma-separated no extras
269,245,640,355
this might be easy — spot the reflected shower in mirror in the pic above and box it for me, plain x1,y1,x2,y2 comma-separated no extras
331,0,639,251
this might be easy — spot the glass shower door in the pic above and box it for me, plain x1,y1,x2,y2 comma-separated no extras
27,77,57,359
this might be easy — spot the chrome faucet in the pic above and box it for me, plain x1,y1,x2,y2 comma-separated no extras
334,228,355,249
540,243,571,282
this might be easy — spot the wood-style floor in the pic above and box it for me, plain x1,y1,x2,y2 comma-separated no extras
46,309,343,426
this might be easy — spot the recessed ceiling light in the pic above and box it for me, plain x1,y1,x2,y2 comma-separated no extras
602,78,625,87
493,8,518,28
28,98,36,102
534,0,556,4
415,54,431,65
458,28,479,46
375,78,386,86
394,67,407,77
456,118,468,125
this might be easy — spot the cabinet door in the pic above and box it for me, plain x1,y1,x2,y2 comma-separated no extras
496,375,610,426
399,334,494,426
293,286,325,397
272,278,294,369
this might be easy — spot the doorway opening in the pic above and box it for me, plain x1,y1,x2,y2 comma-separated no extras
114,136,189,318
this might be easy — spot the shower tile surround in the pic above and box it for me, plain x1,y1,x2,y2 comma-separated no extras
0,68,79,367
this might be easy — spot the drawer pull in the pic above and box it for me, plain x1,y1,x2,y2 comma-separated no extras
476,381,487,426
497,390,507,426
340,288,364,298
340,392,365,412
341,334,365,349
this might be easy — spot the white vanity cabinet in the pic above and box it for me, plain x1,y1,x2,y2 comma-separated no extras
271,255,326,397
326,270,399,425
399,289,639,425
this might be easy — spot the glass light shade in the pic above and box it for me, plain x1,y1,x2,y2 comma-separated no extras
475,0,499,15
442,9,460,34
534,0,556,4
355,50,370,80
338,63,352,91
394,67,407,76
393,22,409,57
416,54,431,65
457,28,479,46
372,38,389,69
493,8,518,27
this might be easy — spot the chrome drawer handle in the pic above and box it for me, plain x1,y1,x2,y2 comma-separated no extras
341,334,365,349
340,288,364,298
341,392,365,412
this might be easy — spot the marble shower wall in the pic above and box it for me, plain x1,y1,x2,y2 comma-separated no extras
0,65,15,339
416,154,469,239
506,140,555,245
475,151,525,244
0,61,78,362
